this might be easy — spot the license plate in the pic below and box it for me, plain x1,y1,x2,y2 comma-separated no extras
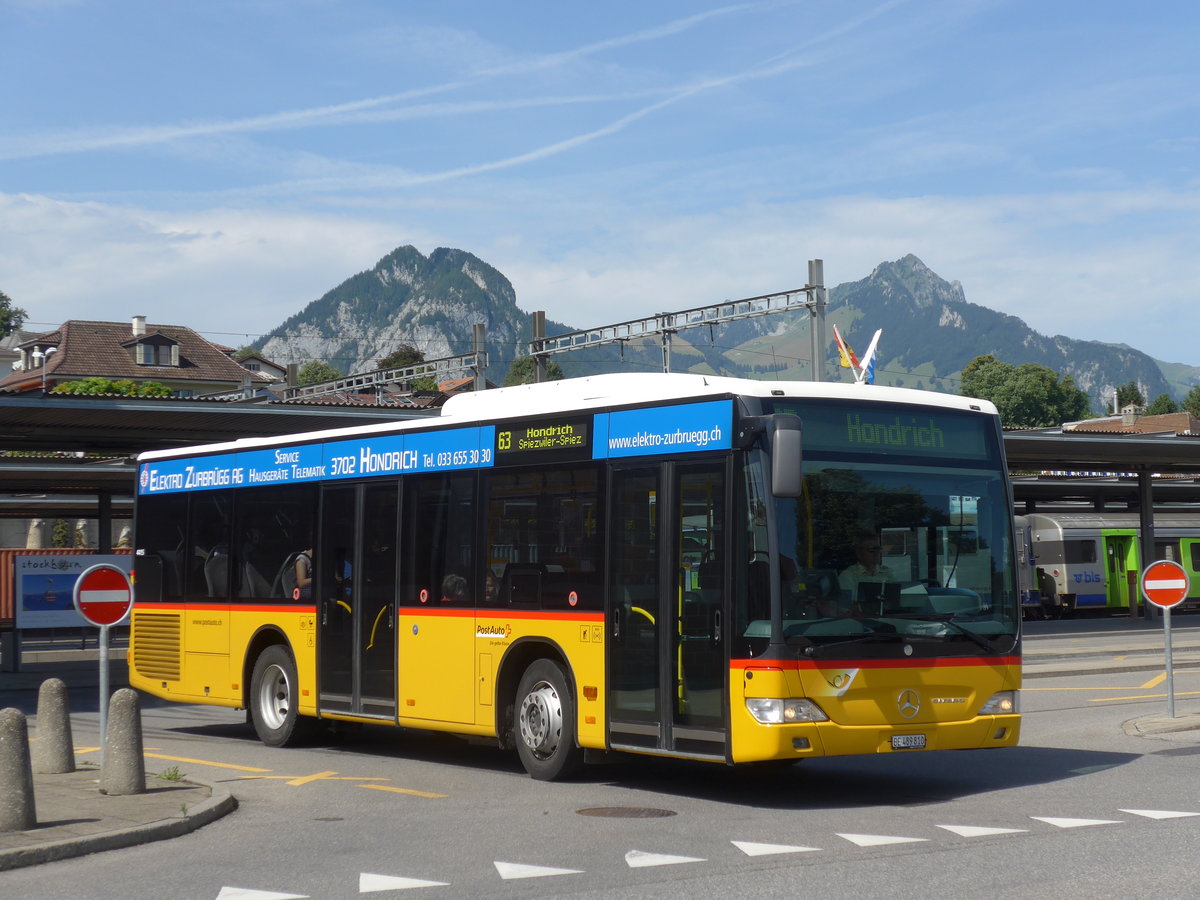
892,734,926,750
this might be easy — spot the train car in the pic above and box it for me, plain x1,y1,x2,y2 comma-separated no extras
1026,511,1200,616
1013,515,1041,617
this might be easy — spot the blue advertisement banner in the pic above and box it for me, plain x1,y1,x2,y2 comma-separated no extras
138,399,734,496
595,399,732,459
16,555,133,628
139,425,496,495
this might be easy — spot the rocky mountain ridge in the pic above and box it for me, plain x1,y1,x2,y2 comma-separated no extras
253,246,1197,411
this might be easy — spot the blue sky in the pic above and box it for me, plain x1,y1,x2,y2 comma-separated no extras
3,0,1199,367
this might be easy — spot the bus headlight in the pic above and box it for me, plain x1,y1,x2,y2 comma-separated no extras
979,691,1019,715
746,698,829,724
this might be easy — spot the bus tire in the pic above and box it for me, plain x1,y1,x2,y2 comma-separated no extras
249,645,311,747
515,659,583,781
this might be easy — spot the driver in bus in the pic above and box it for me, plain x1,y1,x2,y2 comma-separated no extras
836,532,895,613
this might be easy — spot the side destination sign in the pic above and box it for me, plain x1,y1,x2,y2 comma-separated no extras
139,399,734,495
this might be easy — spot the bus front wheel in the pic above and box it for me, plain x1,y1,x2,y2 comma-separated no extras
250,645,311,747
515,659,583,781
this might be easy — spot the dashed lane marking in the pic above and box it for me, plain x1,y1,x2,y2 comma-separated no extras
1141,672,1167,689
732,840,821,856
836,833,927,847
625,850,706,868
494,861,584,880
360,784,448,799
360,873,448,892
211,810,1200,898
1031,816,1123,829
936,824,1028,837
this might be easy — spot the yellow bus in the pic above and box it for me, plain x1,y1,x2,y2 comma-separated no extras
129,373,1020,779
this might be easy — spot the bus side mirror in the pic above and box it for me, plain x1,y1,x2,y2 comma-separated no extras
770,415,803,498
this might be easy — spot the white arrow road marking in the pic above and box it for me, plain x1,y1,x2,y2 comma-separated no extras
936,825,1028,838
1031,816,1123,829
836,833,927,847
360,873,449,892
216,890,308,900
732,840,821,856
625,850,706,868
1118,809,1200,820
494,861,584,880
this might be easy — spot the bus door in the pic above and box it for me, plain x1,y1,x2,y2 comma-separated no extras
608,462,728,760
1103,533,1138,612
317,482,398,718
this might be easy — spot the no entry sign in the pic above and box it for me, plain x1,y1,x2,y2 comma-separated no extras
1141,559,1190,610
73,564,133,626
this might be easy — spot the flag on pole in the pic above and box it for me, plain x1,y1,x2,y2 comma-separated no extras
860,329,882,385
832,325,860,373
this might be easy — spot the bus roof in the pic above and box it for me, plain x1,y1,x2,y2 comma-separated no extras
138,372,998,462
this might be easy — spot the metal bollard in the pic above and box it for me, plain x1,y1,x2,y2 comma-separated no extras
32,678,75,775
99,689,145,796
0,707,37,831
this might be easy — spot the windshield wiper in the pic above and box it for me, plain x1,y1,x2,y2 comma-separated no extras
886,613,1009,654
797,630,904,658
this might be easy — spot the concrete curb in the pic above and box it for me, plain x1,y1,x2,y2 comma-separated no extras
1123,713,1200,737
0,778,236,871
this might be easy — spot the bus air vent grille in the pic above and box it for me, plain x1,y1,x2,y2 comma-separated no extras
132,613,181,681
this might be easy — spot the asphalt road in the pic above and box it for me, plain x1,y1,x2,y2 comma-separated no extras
3,619,1200,899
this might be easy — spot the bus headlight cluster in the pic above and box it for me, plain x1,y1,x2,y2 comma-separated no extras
746,698,829,724
979,691,1019,715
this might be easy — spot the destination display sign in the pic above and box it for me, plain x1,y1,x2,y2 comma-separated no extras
767,400,993,461
495,417,592,464
139,399,735,495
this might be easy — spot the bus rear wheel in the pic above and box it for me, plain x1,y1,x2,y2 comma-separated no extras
250,645,312,747
515,659,583,781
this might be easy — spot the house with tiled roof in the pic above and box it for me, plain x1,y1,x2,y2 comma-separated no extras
1063,405,1200,436
1,316,275,397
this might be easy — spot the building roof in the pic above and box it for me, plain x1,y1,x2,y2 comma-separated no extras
1063,411,1200,435
0,319,274,392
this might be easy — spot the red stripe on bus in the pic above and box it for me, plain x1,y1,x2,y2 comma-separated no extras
400,606,604,622
730,656,1021,670
133,602,317,614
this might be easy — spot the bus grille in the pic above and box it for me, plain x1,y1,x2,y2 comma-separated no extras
132,613,181,681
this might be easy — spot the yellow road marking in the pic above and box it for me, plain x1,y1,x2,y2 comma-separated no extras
1141,673,1167,689
144,752,271,773
239,770,389,786
1090,689,1200,703
360,784,448,799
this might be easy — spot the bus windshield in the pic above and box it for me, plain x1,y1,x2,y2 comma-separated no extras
743,399,1019,658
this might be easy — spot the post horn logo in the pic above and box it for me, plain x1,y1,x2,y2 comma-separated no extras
897,689,921,719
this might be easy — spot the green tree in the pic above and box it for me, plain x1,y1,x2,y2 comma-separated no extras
52,377,171,397
297,360,341,385
503,356,564,386
1146,393,1180,415
377,344,425,370
0,289,27,338
959,355,1090,428
1183,385,1200,418
1115,381,1146,409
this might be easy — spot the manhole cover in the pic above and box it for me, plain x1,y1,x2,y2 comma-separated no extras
576,807,676,818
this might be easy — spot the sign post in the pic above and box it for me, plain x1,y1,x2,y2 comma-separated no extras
72,564,133,754
1140,559,1190,718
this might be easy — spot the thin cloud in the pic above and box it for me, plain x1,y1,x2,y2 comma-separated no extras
0,2,790,161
